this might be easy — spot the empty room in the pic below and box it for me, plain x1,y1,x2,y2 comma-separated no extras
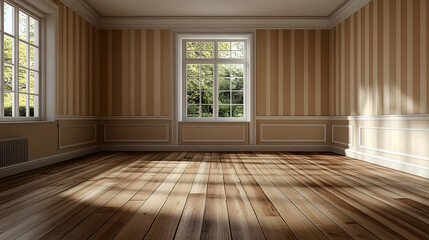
0,0,428,239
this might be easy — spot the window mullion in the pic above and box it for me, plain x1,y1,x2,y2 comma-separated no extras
14,5,19,119
213,40,218,120
0,1,4,119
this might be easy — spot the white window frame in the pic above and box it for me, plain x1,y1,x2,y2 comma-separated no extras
0,0,56,122
177,34,251,122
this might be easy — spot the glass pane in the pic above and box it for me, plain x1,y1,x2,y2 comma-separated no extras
201,105,213,117
232,91,244,104
232,105,244,117
30,17,39,45
19,68,27,92
218,51,230,58
4,36,14,63
201,51,213,58
186,64,199,77
186,42,200,51
187,78,199,90
219,78,230,90
187,91,199,104
19,11,29,41
4,64,14,90
29,46,38,70
29,95,35,117
201,91,213,104
19,94,27,117
231,64,244,77
232,42,244,50
186,51,199,59
218,105,230,118
218,91,230,104
231,78,243,90
201,78,213,90
218,64,230,77
3,92,14,117
232,51,244,59
187,105,200,117
4,3,15,35
201,64,213,77
201,42,214,50
218,42,230,50
29,71,38,94
19,42,28,67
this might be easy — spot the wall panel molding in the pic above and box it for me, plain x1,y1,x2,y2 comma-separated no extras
103,123,170,142
332,125,353,146
58,124,97,149
181,125,247,143
260,123,326,143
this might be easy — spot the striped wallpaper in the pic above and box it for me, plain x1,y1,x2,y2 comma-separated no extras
331,0,429,116
256,30,331,116
98,29,173,116
57,2,100,116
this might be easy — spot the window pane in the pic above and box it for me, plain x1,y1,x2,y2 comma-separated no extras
187,105,200,117
201,91,213,104
30,17,39,45
219,78,230,90
201,42,214,50
218,42,230,50
232,42,244,50
218,91,230,104
201,51,213,58
231,77,243,90
187,91,199,104
201,78,213,90
231,64,244,77
4,64,14,90
232,105,244,117
201,64,213,77
19,94,27,117
186,64,199,77
19,68,27,92
186,51,199,59
3,92,14,117
19,11,28,41
29,46,38,70
4,3,15,35
232,51,244,59
201,105,213,117
29,95,38,117
218,51,230,58
186,42,200,51
19,42,28,67
29,71,38,94
218,64,231,77
4,36,14,63
187,78,199,90
232,91,244,104
218,105,230,117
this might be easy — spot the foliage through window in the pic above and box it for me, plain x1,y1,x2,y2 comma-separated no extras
1,1,40,120
183,39,247,120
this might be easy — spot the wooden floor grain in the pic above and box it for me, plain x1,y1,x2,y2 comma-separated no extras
0,152,428,240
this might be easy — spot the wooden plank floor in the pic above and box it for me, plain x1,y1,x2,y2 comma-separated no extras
0,152,428,240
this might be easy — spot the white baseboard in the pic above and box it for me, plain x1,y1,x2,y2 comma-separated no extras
0,147,99,178
344,149,429,179
98,144,332,152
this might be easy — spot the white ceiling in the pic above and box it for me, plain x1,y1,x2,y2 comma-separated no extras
83,0,349,17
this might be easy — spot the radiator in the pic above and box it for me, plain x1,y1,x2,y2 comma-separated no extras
0,137,28,168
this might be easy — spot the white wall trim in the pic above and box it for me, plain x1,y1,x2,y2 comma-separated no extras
58,124,97,149
332,125,353,146
260,123,327,143
103,123,170,142
331,113,429,121
358,126,429,162
55,115,173,121
181,125,246,143
345,149,429,179
0,146,99,178
256,116,332,120
60,0,369,29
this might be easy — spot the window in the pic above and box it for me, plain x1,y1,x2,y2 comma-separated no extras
1,1,40,120
180,36,250,121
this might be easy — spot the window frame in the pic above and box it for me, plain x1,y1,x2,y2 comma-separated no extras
0,0,42,121
180,36,250,122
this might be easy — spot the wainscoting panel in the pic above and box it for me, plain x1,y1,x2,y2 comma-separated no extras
100,120,172,144
179,122,248,145
58,122,97,149
332,125,353,146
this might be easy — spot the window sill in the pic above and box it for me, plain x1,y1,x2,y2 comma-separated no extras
0,120,55,125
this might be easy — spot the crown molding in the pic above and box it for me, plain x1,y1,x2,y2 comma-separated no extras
61,0,370,29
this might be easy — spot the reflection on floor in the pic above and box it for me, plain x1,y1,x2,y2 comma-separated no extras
0,152,428,239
